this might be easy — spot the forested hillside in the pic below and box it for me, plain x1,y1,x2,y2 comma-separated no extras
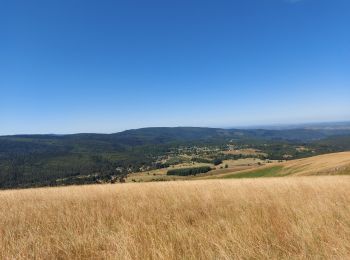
1,126,350,189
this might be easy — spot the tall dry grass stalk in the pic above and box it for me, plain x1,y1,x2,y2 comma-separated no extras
1,176,350,259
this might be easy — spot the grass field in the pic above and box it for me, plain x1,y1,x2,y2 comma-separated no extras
222,165,285,178
1,176,350,259
126,158,265,182
215,151,350,179
282,151,350,176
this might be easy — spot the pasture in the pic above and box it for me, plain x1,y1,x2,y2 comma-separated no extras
1,176,349,259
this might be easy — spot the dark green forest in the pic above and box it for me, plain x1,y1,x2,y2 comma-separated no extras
167,166,212,176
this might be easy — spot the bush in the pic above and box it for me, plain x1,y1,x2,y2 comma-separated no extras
167,166,212,176
212,158,223,166
191,157,212,164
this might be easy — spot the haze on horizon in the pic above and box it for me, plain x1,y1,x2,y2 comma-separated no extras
1,0,349,135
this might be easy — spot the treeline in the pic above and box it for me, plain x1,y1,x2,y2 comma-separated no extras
167,166,212,176
191,157,223,165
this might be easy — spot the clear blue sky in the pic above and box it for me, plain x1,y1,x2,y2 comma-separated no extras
1,0,349,134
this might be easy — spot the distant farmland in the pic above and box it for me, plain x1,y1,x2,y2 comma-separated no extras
128,152,350,182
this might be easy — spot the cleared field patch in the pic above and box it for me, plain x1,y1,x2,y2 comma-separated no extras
126,158,265,182
223,148,266,156
126,162,213,182
0,176,350,259
222,165,285,179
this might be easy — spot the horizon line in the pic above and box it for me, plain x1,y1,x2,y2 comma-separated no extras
1,120,350,137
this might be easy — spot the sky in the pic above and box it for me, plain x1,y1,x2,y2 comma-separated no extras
1,0,349,135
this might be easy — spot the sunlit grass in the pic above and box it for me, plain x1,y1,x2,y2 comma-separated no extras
222,165,285,178
1,176,350,259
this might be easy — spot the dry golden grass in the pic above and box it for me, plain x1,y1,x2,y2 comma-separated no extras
1,176,350,259
213,151,350,179
283,151,350,176
223,148,266,156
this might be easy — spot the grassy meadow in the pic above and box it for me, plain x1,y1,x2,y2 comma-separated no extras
1,176,350,259
212,151,350,179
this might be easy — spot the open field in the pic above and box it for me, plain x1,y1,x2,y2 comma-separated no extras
126,158,266,182
223,148,267,156
282,151,350,175
218,151,350,179
1,176,350,259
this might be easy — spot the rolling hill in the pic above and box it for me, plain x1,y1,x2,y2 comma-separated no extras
220,151,350,179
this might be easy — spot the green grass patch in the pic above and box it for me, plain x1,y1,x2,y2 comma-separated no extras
222,166,284,179
166,156,184,165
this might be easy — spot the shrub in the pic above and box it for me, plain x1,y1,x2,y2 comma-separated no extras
212,158,223,166
191,157,212,164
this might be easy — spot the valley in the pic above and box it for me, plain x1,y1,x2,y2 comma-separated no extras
1,125,350,188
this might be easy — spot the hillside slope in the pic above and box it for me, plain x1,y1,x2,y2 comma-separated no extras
220,152,350,178
282,151,350,176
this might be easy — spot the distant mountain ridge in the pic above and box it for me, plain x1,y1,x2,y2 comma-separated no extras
3,124,350,141
234,121,350,130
